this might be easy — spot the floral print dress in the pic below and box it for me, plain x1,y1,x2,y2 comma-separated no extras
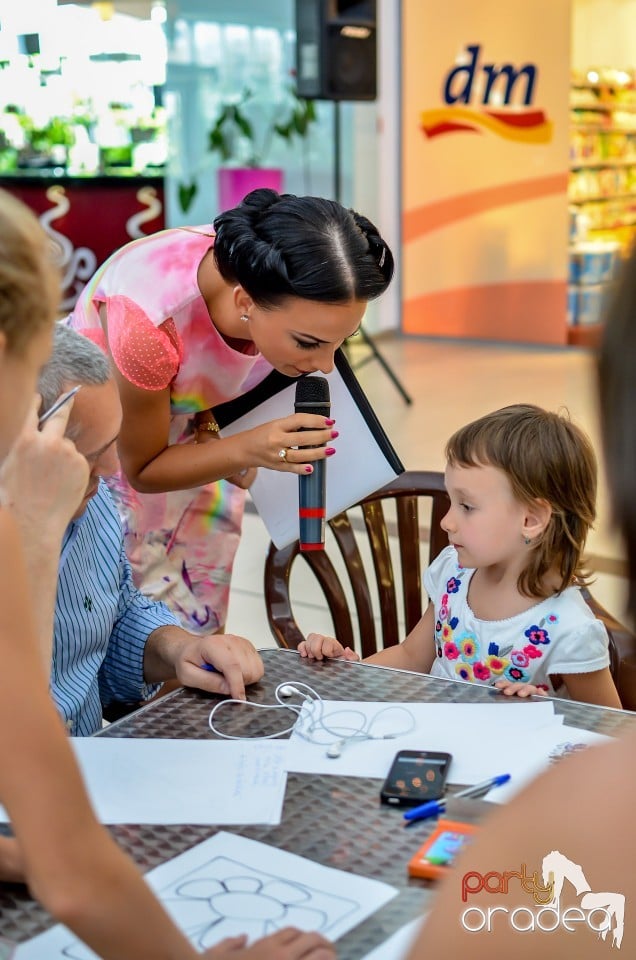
67,227,273,633
425,546,610,695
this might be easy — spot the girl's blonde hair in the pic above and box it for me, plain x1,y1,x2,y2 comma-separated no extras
0,189,61,355
445,403,597,598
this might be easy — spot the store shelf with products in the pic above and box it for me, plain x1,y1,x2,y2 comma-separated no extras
567,69,636,347
569,72,636,234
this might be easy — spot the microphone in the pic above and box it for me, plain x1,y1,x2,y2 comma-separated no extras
295,376,330,552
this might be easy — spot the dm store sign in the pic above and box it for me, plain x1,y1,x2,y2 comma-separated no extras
420,44,552,143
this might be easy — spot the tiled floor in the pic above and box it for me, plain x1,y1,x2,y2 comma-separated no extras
225,335,629,647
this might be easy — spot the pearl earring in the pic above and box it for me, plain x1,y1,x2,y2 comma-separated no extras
240,313,249,323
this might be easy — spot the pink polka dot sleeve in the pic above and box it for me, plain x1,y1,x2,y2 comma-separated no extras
105,295,183,390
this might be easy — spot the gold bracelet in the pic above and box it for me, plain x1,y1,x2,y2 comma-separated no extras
198,420,220,434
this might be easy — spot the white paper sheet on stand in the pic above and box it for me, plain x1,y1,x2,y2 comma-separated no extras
15,832,399,959
284,699,561,784
217,361,402,549
0,738,289,826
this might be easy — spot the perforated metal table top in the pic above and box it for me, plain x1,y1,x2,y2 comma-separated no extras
2,649,634,958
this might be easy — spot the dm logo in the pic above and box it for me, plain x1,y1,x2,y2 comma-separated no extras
421,44,552,143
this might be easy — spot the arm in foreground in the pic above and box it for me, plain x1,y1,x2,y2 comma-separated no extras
0,512,333,960
0,396,88,669
405,731,636,959
114,373,337,492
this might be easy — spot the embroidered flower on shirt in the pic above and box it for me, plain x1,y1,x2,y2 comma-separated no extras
458,634,478,662
485,655,508,675
446,576,462,594
525,625,550,645
504,665,530,683
456,663,474,682
441,624,454,642
444,641,460,660
523,644,543,660
511,650,530,668
473,661,491,681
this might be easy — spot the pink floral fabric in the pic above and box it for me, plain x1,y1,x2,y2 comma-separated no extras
67,227,273,632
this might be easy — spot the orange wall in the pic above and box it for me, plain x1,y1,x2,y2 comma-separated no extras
401,0,571,344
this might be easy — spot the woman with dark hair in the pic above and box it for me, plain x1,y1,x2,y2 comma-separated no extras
68,188,394,633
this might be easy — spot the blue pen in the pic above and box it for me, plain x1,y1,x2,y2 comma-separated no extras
403,773,511,824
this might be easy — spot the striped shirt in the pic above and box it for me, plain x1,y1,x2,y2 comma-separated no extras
53,481,180,735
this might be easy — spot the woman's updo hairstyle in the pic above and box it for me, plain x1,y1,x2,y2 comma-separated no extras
213,188,394,308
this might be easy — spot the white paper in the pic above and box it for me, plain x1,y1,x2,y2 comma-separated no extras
15,832,398,959
0,738,288,826
284,699,562,785
219,367,401,548
360,917,425,960
484,723,613,804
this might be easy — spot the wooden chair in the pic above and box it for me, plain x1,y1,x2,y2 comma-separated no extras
263,469,636,710
580,587,636,711
264,470,450,659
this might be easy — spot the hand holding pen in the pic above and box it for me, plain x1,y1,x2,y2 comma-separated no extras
403,774,511,825
0,388,89,539
38,385,82,426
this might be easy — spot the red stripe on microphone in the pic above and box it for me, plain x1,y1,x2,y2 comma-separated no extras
299,507,326,518
300,542,325,551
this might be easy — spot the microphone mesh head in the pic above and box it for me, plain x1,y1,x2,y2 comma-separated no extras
295,376,330,404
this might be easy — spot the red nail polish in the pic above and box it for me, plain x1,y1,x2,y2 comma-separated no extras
331,430,339,439
325,447,336,456
304,464,313,473
325,418,336,426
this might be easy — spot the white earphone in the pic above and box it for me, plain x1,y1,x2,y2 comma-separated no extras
208,681,416,759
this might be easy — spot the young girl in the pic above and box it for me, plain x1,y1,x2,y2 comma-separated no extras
300,403,622,709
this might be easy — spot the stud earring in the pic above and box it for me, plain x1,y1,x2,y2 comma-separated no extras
240,313,249,323
524,536,532,545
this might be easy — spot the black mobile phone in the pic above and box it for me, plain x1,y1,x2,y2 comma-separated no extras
380,750,452,807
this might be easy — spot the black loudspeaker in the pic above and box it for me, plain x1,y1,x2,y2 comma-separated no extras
18,34,41,56
295,0,377,102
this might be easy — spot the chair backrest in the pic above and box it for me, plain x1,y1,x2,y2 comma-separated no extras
264,470,450,658
579,587,636,711
264,468,636,709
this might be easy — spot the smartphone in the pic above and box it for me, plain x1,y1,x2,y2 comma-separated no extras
408,819,478,880
380,750,452,807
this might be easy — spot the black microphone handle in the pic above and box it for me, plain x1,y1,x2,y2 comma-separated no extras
299,457,326,551
295,384,330,551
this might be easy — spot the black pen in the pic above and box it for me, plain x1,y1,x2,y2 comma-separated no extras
38,385,81,426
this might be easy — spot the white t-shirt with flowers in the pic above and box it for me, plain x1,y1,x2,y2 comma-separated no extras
424,546,610,695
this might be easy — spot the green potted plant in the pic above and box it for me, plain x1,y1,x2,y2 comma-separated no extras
178,87,317,214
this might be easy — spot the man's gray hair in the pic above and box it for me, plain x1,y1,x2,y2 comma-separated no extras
39,323,111,415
